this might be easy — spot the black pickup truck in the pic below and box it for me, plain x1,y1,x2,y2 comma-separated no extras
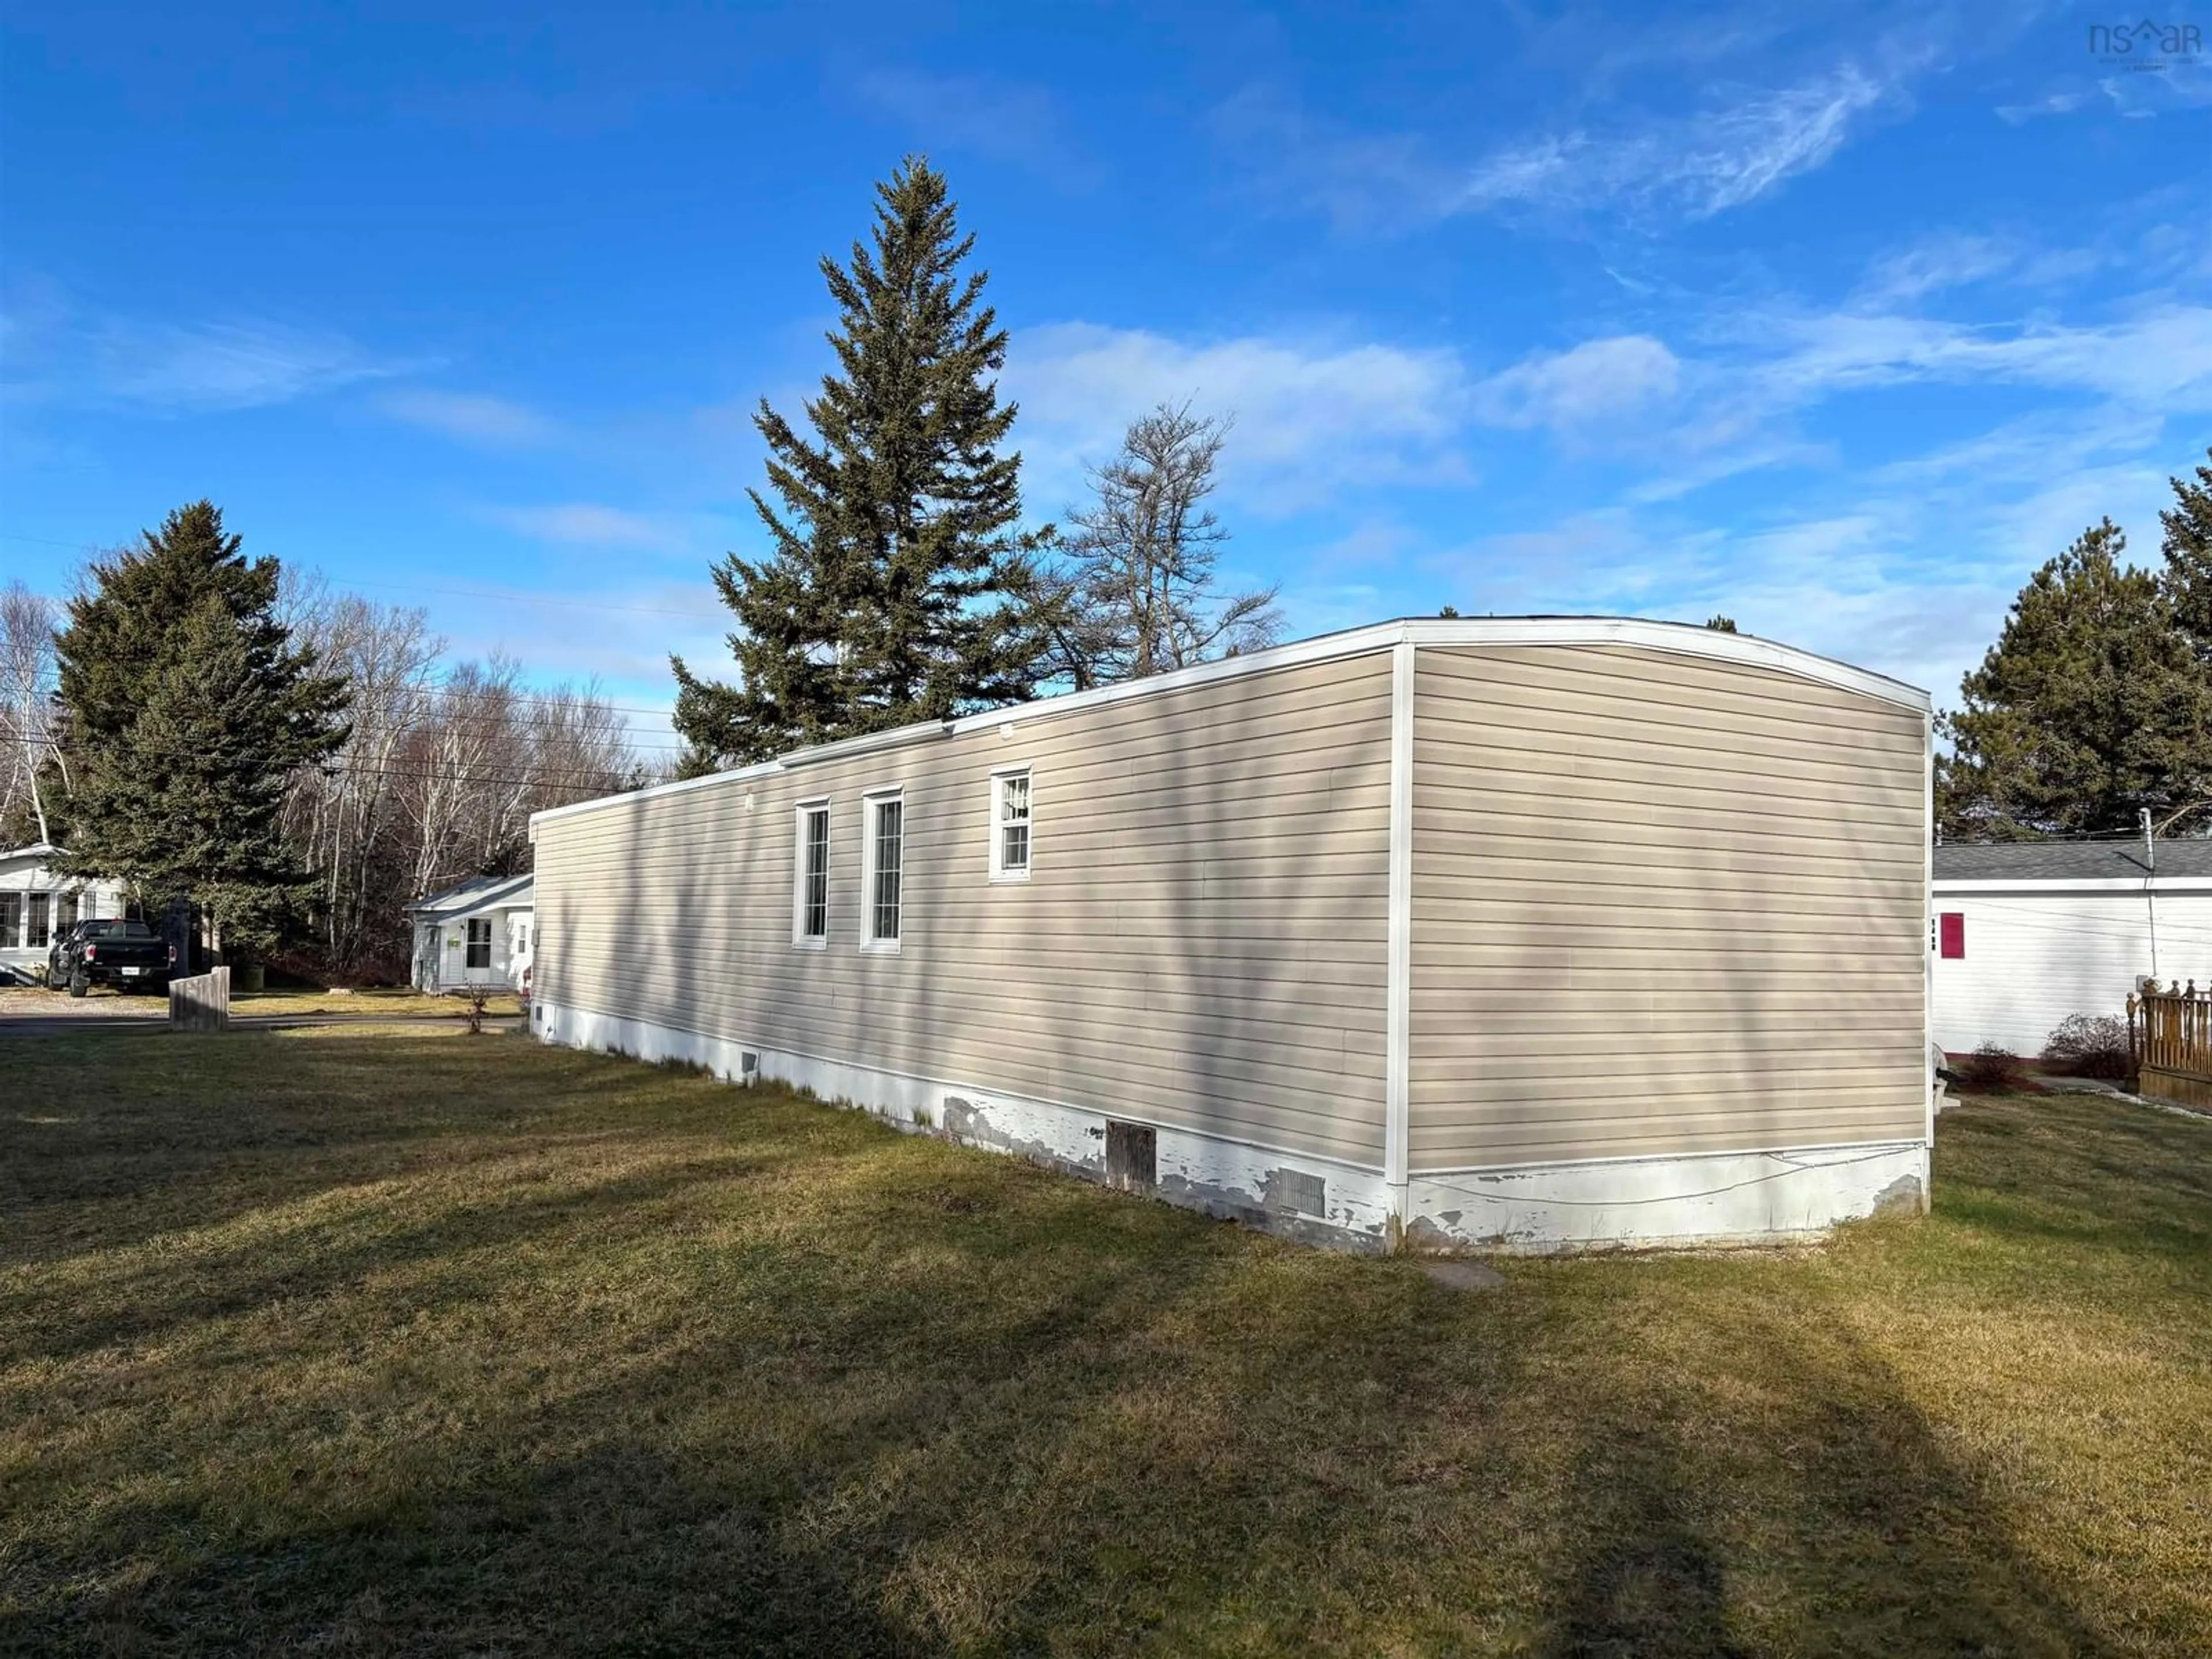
47,919,172,997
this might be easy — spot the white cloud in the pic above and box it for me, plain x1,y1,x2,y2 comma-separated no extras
1752,304,2212,407
1463,65,1893,221
1010,322,1471,511
1856,233,2021,305
100,320,414,412
70,319,410,412
486,503,684,550
1475,335,1680,430
378,388,559,448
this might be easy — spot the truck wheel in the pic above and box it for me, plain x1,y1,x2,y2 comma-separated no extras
68,970,89,999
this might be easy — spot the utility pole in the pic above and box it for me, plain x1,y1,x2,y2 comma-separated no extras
2142,806,2161,984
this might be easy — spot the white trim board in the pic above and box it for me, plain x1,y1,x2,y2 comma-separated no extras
1934,877,2212,895
530,616,1929,832
1384,637,1414,1214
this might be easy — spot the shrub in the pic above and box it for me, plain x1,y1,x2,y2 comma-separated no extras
2041,1013,2131,1080
1959,1043,2028,1093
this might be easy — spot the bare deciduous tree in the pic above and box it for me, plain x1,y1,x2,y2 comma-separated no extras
0,581,64,844
1032,402,1283,688
278,597,641,981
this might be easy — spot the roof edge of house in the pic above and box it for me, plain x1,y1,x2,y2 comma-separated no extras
529,614,1931,833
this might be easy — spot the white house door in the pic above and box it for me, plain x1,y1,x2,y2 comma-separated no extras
507,914,533,990
463,918,495,984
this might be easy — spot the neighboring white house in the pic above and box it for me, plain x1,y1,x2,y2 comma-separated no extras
406,874,534,994
0,844,129,985
1931,840,2212,1055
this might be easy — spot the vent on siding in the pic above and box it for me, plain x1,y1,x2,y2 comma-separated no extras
1104,1121,1156,1191
1272,1168,1327,1218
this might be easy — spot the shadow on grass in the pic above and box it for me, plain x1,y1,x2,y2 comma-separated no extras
4,1048,2184,1654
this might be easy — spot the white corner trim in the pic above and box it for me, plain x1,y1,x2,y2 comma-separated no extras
1385,638,1414,1206
1923,704,1937,1147
529,614,1929,832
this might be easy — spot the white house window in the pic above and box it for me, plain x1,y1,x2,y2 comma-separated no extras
990,767,1032,881
0,893,19,948
25,893,49,949
793,801,830,946
862,791,903,949
465,918,493,969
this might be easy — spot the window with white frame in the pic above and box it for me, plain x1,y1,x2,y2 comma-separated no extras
862,790,903,948
0,893,19,948
793,801,830,946
990,767,1032,881
465,917,493,969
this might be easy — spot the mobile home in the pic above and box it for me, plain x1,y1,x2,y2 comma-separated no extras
529,618,1934,1251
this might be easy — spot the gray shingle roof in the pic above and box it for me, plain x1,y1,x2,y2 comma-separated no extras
1934,840,2212,882
406,873,534,915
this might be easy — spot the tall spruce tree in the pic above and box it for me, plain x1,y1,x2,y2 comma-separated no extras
2161,445,2212,656
672,157,1045,768
1938,519,2208,838
56,501,349,955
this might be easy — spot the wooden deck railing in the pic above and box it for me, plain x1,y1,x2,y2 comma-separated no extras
2128,982,2212,1110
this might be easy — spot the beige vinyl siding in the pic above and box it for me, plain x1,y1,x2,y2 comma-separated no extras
535,651,1393,1165
1410,644,1927,1169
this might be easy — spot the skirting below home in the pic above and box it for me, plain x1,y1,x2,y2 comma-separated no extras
533,1001,1930,1253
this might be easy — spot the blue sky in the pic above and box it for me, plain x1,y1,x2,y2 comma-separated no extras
5,1,2209,757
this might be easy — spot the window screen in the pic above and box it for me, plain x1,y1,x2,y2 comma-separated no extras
868,796,903,944
994,770,1031,878
797,805,830,942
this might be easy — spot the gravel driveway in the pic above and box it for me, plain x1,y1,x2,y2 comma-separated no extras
0,985,168,1020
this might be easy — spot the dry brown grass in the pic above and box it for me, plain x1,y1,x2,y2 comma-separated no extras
2,1029,2207,1656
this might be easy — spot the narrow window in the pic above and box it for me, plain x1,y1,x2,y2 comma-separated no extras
863,791,903,949
57,892,78,932
465,917,493,969
0,893,20,948
1938,912,1965,960
990,767,1032,881
25,893,49,949
793,802,830,946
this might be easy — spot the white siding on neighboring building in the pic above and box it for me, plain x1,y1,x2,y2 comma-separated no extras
1930,885,2212,1055
0,846,128,984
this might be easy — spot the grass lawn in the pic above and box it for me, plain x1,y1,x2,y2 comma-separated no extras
227,987,524,1020
0,985,521,1020
3,1031,2208,1656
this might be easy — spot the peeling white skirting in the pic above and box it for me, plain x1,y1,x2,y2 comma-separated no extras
1405,1141,1930,1251
534,1001,1930,1252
